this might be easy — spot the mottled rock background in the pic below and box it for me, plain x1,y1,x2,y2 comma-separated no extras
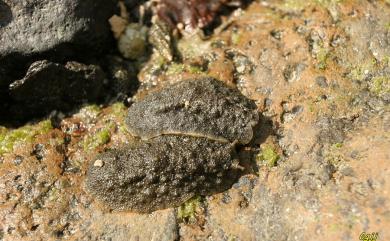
0,0,389,241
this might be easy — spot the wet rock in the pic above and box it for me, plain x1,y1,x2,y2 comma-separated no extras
105,55,139,99
281,105,304,123
316,117,352,144
8,60,105,119
149,20,174,62
270,29,283,40
225,50,256,77
315,76,328,88
0,0,117,86
126,78,259,144
342,12,390,65
283,63,307,82
86,136,238,213
32,144,45,161
82,209,179,240
199,178,294,241
13,155,23,166
2,1,390,240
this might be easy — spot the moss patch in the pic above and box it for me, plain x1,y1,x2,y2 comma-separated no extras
231,31,242,45
256,145,280,167
385,22,390,31
282,0,311,12
325,143,345,166
108,102,132,137
167,63,186,75
111,102,127,117
282,0,342,11
76,104,102,121
83,123,114,151
348,67,366,81
83,104,101,114
166,63,204,75
369,76,390,96
177,196,202,222
47,187,60,202
315,0,343,7
347,59,378,82
332,142,343,148
316,48,330,70
0,120,52,155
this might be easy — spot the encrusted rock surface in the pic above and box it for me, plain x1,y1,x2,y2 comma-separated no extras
0,0,389,240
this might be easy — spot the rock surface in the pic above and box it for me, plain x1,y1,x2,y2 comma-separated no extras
8,60,105,119
0,0,389,240
0,0,117,86
80,209,179,241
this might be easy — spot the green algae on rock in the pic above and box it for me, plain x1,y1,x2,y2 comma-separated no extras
177,195,202,222
83,124,114,151
256,145,280,167
370,76,390,97
0,120,52,155
86,77,258,213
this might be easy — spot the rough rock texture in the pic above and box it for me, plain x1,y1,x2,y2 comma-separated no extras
81,209,179,241
8,60,105,119
0,0,117,86
1,0,390,240
126,77,259,144
86,135,237,212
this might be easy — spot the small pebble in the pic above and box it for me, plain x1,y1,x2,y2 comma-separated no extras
32,144,45,161
236,65,246,73
315,76,328,88
94,159,104,167
270,29,282,40
291,105,304,114
264,98,273,108
13,155,24,166
340,166,355,177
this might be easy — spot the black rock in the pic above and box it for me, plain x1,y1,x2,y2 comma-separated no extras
0,0,117,86
8,60,105,119
104,55,139,99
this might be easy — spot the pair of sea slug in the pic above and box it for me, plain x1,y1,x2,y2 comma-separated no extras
86,77,258,213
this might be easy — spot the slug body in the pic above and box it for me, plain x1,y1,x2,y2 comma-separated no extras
85,77,258,212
